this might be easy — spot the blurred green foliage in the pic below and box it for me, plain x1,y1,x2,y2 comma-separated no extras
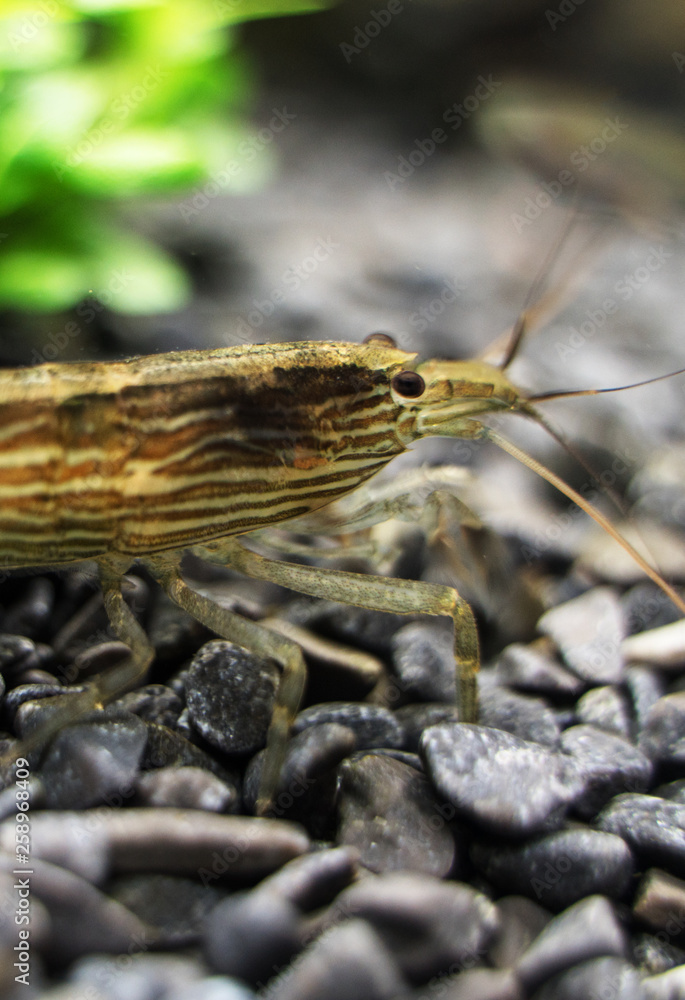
0,0,328,315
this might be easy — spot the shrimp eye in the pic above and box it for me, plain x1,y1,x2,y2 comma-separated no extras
363,332,397,348
391,370,425,398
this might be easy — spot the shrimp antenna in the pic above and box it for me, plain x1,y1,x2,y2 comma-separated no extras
527,366,685,403
483,426,685,616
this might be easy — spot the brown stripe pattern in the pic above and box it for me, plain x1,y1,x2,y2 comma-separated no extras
0,341,415,567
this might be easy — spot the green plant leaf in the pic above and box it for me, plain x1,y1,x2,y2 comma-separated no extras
0,248,89,312
91,232,191,313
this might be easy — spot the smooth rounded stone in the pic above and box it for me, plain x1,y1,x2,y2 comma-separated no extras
560,725,653,819
0,808,110,883
471,827,634,911
633,868,685,935
135,766,239,812
575,685,634,739
478,686,561,748
621,582,681,636
514,895,628,994
204,888,303,982
243,723,356,815
0,854,151,965
420,724,582,837
40,712,149,810
487,896,552,968
655,779,685,804
0,633,36,673
166,978,257,1000
7,808,309,881
622,618,685,669
626,666,667,731
292,702,404,750
1,576,54,639
597,794,685,876
113,684,184,728
390,620,456,702
71,640,130,681
12,686,91,742
142,722,237,782
326,873,499,983
633,932,685,975
309,603,408,656
530,956,644,1000
185,640,279,754
269,918,411,1000
418,968,523,1000
148,589,213,667
537,587,626,684
259,847,358,911
639,693,685,766
70,953,206,1000
4,680,67,717
336,753,457,877
643,965,685,1000
108,873,229,946
395,703,459,752
495,642,585,699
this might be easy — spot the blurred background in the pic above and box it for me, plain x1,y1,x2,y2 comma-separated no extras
1,0,685,619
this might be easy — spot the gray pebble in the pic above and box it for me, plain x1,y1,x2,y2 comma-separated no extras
40,712,148,810
538,587,625,684
420,724,581,836
417,968,523,1000
269,918,411,1000
622,619,685,669
204,889,303,983
471,827,634,910
326,873,499,982
259,846,358,911
0,633,36,674
292,702,404,750
560,725,653,819
478,686,561,748
643,965,685,1000
311,604,407,655
515,895,628,994
633,868,685,937
243,722,356,816
626,665,667,732
390,620,456,701
2,577,54,639
575,685,634,739
0,854,152,965
495,642,585,699
142,721,236,782
135,766,239,812
167,978,256,1000
639,692,685,766
113,683,184,728
336,753,457,877
69,953,206,1000
185,640,279,754
2,809,309,881
655,779,685,804
633,932,685,975
395,702,459,752
110,873,225,945
596,794,685,876
487,896,552,968
530,956,644,1000
621,582,680,636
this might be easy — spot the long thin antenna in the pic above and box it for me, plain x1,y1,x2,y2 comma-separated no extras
527,367,685,404
483,427,685,616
